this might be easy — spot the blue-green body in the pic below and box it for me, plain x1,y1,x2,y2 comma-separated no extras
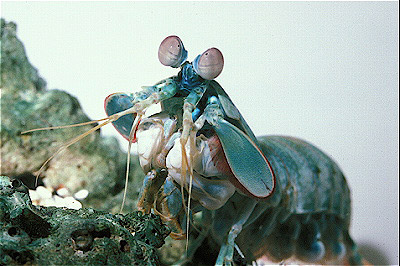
209,136,354,262
140,134,358,264
104,36,362,264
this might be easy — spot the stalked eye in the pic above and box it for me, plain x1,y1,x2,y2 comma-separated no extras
158,35,188,68
193,48,224,80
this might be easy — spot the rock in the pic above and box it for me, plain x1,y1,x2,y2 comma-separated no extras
0,18,143,212
0,19,46,101
0,175,170,265
0,18,182,264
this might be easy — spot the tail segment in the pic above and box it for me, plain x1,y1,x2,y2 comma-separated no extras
344,231,364,265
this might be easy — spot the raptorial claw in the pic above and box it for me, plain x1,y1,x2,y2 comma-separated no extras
137,169,168,214
179,101,195,190
178,101,198,253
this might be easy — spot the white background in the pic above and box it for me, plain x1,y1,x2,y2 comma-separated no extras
2,2,398,264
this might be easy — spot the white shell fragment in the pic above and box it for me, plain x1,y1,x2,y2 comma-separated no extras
64,196,83,210
56,187,70,197
74,189,89,200
53,195,65,208
29,189,40,202
30,184,84,210
41,198,57,207
36,186,52,199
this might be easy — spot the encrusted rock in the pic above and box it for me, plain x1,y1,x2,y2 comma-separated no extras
0,18,182,264
0,175,170,265
0,18,143,212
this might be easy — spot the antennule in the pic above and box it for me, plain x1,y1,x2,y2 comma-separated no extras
21,118,109,134
120,114,143,213
34,118,114,186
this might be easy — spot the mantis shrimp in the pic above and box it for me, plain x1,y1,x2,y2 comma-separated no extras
24,36,364,265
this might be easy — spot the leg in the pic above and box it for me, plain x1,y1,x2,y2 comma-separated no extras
137,169,168,213
176,209,213,264
215,199,258,266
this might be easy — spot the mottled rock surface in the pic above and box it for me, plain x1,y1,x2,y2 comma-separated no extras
0,18,184,265
0,175,170,265
0,18,143,212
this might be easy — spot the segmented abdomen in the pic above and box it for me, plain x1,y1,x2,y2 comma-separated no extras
234,136,359,264
258,135,351,221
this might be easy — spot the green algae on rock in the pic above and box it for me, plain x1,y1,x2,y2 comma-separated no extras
0,175,170,265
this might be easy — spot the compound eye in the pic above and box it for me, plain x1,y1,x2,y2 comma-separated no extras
158,36,188,68
193,48,224,80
